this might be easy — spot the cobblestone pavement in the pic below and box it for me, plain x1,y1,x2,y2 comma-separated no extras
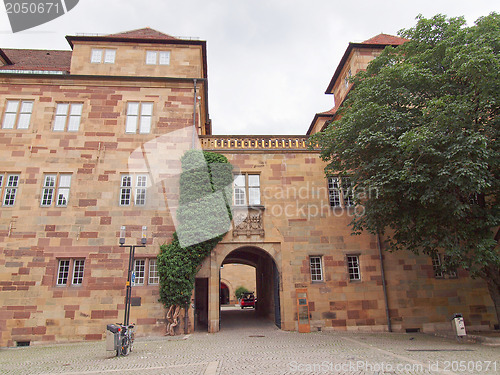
1,308,499,375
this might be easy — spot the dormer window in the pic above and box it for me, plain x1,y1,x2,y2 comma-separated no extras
104,50,116,63
146,51,170,66
91,49,116,64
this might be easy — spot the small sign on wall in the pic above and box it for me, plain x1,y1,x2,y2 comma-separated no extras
131,297,141,307
296,288,310,333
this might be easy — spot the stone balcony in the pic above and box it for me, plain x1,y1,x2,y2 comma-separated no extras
199,135,317,153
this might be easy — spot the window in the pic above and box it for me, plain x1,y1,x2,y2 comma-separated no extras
91,49,102,63
104,49,116,64
41,175,55,206
2,174,20,206
233,174,260,206
57,259,85,286
146,50,170,65
347,255,361,281
341,177,354,207
135,175,147,206
328,176,354,208
126,102,153,134
57,260,70,285
120,174,148,206
53,103,83,132
328,177,341,207
133,259,146,285
91,49,116,64
148,259,159,285
41,174,72,207
2,100,33,129
120,175,132,206
344,68,352,88
72,259,85,285
309,256,323,282
130,258,158,286
431,253,457,279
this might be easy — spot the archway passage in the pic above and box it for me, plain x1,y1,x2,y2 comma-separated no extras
220,246,281,330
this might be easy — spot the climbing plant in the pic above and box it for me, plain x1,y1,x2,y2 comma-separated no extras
157,150,233,335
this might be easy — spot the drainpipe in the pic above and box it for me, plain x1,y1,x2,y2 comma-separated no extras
377,233,392,332
192,79,197,149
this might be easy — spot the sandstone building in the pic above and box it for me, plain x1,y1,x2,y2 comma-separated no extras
0,28,496,347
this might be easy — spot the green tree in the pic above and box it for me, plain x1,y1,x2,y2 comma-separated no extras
313,13,500,323
235,286,250,300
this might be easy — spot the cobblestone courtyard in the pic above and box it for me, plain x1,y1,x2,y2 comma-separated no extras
1,308,499,375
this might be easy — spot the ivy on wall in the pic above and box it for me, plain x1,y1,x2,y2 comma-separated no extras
157,150,233,308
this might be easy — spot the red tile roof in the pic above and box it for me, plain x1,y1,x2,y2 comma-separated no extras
106,27,178,40
0,49,71,71
363,33,408,45
325,33,408,95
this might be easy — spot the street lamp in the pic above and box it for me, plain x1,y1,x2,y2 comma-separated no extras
119,225,147,326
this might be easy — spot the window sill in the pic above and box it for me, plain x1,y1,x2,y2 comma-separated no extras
232,205,265,210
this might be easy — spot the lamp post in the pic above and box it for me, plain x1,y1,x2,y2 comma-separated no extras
119,225,147,326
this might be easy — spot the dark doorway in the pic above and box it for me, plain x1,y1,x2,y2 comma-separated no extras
195,278,208,331
220,282,230,305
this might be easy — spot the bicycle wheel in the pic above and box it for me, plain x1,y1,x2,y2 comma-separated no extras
120,336,130,356
129,332,135,352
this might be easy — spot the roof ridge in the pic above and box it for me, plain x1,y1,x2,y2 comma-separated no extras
362,33,408,45
106,27,178,40
2,48,71,52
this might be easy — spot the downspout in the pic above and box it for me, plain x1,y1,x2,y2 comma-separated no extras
377,233,392,332
192,79,197,149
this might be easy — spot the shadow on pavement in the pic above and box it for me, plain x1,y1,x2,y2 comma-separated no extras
220,305,277,333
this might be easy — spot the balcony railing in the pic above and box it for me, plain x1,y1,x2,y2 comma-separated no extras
199,135,317,152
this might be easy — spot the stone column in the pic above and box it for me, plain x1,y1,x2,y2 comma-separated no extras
208,251,220,333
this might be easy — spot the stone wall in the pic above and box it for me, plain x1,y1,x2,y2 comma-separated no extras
0,76,201,347
199,150,496,333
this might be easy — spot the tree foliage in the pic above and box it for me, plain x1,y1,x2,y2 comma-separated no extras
157,150,233,308
313,13,500,321
235,286,250,300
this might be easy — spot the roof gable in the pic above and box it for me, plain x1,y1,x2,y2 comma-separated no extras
325,33,408,94
363,33,408,45
106,27,178,40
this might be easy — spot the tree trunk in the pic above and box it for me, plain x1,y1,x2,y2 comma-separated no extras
483,265,500,327
165,305,182,336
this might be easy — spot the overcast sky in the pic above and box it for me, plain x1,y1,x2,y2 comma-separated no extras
0,1,495,135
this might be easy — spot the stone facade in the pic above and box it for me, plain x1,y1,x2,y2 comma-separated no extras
0,29,207,347
0,29,496,347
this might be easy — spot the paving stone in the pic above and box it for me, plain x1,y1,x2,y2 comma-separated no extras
0,309,498,375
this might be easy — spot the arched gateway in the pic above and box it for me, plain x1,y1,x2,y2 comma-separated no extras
194,242,282,332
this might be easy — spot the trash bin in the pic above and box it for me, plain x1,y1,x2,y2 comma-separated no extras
451,313,467,337
106,324,121,353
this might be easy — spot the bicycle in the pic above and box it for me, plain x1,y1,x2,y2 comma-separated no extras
107,323,135,356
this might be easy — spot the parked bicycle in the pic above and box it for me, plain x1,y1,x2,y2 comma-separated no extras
106,323,135,356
